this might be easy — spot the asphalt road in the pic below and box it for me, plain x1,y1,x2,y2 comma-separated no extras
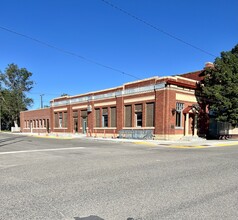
0,133,238,220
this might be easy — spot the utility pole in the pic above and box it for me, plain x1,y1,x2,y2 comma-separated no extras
0,102,1,132
40,94,44,108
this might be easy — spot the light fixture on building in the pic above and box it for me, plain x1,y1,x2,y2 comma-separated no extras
191,104,200,113
87,105,92,112
171,108,176,115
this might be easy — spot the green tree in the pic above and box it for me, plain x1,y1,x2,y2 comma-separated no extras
200,44,238,125
0,63,34,129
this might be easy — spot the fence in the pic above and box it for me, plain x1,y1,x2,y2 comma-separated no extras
208,120,231,139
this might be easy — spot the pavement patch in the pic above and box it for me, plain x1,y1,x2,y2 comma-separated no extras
169,145,208,149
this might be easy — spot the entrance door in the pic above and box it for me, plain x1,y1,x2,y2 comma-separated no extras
82,118,87,134
46,119,50,133
74,118,78,133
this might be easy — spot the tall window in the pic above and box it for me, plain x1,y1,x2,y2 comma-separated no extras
102,108,108,127
63,112,68,127
54,112,68,128
146,102,154,127
110,107,117,127
95,108,100,127
39,119,42,128
135,104,142,127
125,105,132,127
59,113,63,128
176,102,184,127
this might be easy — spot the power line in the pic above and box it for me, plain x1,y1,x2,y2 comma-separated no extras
28,91,61,96
0,25,141,80
100,0,217,58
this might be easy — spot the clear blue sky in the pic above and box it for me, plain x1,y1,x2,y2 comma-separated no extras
0,0,237,109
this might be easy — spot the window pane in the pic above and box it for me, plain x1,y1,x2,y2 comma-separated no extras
136,112,142,127
175,102,184,127
176,112,181,127
102,115,108,127
135,104,142,112
73,110,78,118
102,108,108,115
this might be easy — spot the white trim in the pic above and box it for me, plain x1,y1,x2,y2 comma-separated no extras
72,105,88,110
124,95,155,104
176,93,197,102
94,101,116,107
175,127,184,130
93,127,117,130
54,108,67,112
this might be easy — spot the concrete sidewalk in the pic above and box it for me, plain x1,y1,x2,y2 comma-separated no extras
9,132,238,149
90,136,238,149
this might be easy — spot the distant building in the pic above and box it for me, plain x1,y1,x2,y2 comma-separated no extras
20,68,205,140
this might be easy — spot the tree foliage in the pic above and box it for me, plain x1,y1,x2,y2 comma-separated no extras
0,63,34,130
200,44,238,125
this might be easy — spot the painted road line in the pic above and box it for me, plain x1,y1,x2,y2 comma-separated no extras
0,147,85,155
134,141,157,146
214,142,238,147
32,135,73,140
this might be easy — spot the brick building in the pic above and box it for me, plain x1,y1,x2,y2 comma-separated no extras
20,69,204,140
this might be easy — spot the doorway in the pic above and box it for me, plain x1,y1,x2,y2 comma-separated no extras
46,119,50,133
82,117,87,134
74,118,78,133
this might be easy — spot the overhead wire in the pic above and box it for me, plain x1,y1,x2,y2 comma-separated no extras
0,25,141,80
100,0,217,58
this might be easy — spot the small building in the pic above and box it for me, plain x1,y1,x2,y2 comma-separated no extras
20,69,204,140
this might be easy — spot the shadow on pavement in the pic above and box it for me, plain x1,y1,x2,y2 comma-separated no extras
74,216,104,220
74,216,141,220
0,136,25,147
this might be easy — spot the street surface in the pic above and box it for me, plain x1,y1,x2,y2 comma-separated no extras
0,133,238,220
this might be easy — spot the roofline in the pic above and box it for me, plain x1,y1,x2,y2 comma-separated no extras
20,107,50,113
51,73,200,102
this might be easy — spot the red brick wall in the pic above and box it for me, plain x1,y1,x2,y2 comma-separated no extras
124,78,156,89
21,74,203,139
20,108,51,133
179,71,203,81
